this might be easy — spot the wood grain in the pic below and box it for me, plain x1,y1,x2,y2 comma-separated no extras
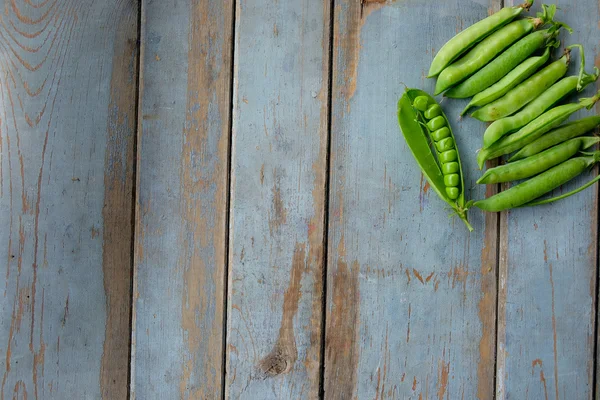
497,2,600,399
225,0,330,398
326,1,500,398
132,0,232,398
0,0,138,398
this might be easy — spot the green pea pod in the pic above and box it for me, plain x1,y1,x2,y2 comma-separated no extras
481,66,599,149
523,151,600,206
471,46,574,122
434,6,558,96
472,153,599,212
446,26,566,99
477,90,600,169
510,116,600,161
461,46,553,116
428,1,533,78
397,88,472,231
477,137,600,184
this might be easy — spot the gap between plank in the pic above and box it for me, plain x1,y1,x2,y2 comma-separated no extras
221,0,238,398
128,0,145,398
592,132,600,400
318,0,335,398
494,8,505,398
493,4,504,400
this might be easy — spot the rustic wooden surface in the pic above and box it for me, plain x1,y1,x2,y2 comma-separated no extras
132,0,232,399
1,0,599,399
0,0,138,398
325,1,500,398
225,0,329,398
496,2,599,399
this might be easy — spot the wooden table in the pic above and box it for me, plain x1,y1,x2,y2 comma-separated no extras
1,0,598,398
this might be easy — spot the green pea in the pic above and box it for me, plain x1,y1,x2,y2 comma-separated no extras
427,116,446,131
398,88,472,231
431,127,450,141
442,162,459,175
424,104,442,120
413,96,429,111
444,174,460,187
435,137,455,152
440,149,457,163
445,187,460,200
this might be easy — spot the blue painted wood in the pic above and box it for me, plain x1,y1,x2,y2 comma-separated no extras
132,0,232,398
0,0,138,398
326,1,500,399
225,0,330,398
497,2,599,399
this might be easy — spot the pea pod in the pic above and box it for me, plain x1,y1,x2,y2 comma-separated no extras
473,152,600,212
461,47,552,116
482,64,599,148
397,88,472,231
428,1,533,78
510,116,600,161
477,90,600,169
434,6,557,96
524,153,600,206
446,26,565,99
471,46,575,122
477,137,600,184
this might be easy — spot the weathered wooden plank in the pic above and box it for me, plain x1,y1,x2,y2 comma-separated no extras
224,0,330,398
326,1,500,398
497,2,599,399
132,0,232,398
0,0,138,398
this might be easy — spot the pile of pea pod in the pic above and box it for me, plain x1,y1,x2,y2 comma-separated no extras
398,0,600,230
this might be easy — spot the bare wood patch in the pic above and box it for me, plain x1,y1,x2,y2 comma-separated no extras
100,3,138,398
325,237,360,399
259,244,307,377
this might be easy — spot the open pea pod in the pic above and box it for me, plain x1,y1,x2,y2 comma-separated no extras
397,88,473,231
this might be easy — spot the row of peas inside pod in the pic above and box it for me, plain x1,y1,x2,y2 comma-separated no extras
397,1,600,231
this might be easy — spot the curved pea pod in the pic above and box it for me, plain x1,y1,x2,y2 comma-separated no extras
510,116,600,161
427,1,533,78
477,137,600,184
481,65,599,148
446,26,565,99
434,5,558,96
397,88,472,231
471,47,573,122
473,153,600,212
461,47,552,116
476,90,600,169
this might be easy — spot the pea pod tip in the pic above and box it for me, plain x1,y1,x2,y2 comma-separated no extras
521,0,534,11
